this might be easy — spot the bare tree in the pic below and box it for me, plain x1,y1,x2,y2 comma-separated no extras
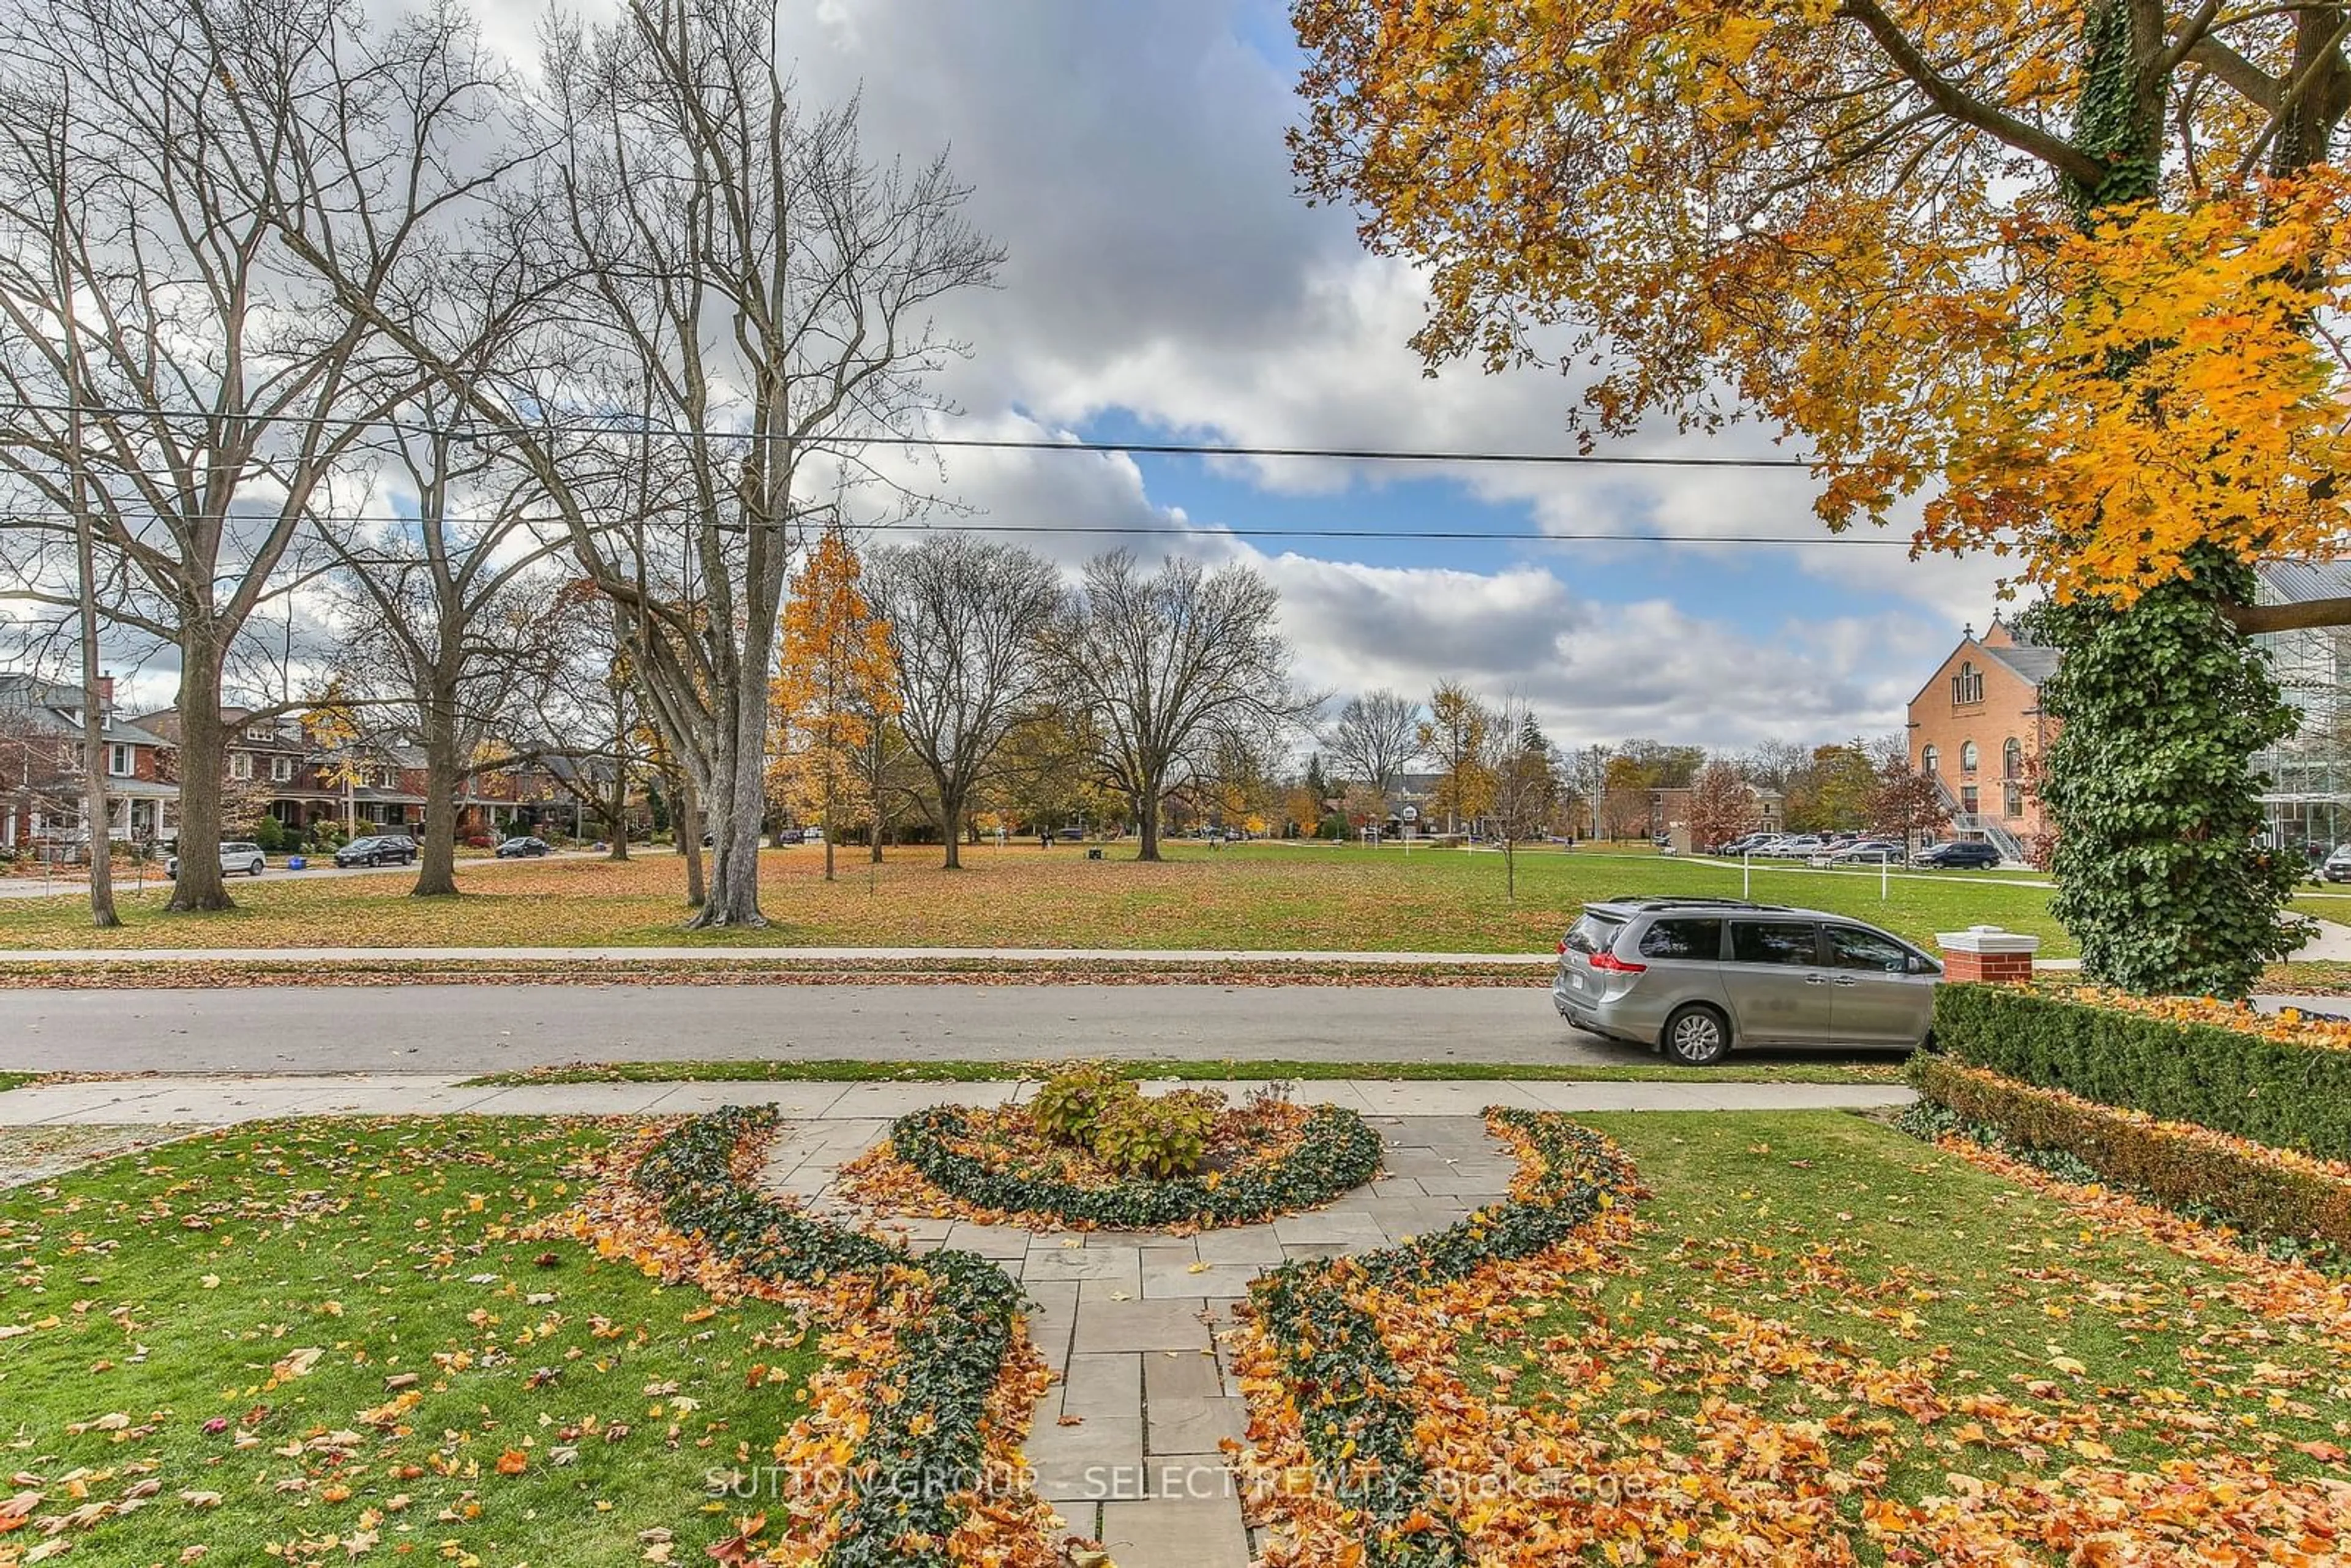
326,391,567,897
0,0,516,912
1324,689,1422,823
1485,699,1559,896
1046,551,1318,863
867,534,1061,870
280,0,1002,928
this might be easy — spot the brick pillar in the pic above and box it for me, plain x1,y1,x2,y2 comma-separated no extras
1937,925,2041,985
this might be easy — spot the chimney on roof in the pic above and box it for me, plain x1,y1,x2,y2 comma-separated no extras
96,674,114,711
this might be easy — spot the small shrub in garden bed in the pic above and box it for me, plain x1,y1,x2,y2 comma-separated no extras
862,1095,1382,1231
1029,1061,1130,1145
1933,983,2351,1160
1908,1055,2351,1262
1090,1087,1219,1177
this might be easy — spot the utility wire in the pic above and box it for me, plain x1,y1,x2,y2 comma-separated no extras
0,396,1835,470
0,507,1911,547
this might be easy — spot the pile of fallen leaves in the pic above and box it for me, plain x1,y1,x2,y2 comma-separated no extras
2068,986,2351,1051
838,1098,1382,1234
571,1106,1080,1568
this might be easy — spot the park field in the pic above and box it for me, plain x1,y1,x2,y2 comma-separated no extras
0,841,2074,956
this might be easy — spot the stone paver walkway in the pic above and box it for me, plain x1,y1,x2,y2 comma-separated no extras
760,1109,1529,1567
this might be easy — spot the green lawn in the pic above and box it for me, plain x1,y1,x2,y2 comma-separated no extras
0,1119,820,1567
1458,1111,2350,1550
0,1075,30,1094
0,841,2071,956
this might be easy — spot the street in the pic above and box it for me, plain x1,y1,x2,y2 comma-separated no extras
0,981,1807,1075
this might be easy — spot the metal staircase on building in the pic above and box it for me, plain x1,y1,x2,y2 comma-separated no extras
1929,775,2028,865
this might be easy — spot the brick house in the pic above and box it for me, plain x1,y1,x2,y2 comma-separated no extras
1644,784,1784,850
1904,615,2055,862
0,674,179,853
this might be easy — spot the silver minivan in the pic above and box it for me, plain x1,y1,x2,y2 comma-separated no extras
1552,897,1940,1065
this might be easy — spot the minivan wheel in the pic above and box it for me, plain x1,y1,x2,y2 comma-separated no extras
1662,1005,1731,1067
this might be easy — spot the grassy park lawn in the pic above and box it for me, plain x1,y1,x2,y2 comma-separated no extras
1442,1111,2351,1557
0,1118,820,1567
0,841,2072,957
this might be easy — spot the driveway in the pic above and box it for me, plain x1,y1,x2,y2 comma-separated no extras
0,982,1909,1076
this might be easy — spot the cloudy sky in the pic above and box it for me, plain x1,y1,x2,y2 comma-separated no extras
479,0,2005,754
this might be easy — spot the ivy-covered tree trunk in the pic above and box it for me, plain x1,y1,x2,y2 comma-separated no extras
2027,3,2306,999
2030,556,2304,997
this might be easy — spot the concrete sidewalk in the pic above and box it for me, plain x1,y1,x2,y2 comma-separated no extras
0,1073,1916,1129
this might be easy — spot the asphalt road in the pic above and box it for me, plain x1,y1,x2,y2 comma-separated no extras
0,983,1798,1075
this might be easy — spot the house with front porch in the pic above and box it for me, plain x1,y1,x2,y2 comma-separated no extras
0,674,179,853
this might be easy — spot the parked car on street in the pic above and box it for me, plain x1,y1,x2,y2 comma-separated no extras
165,841,266,879
1766,834,1829,858
1552,896,1941,1065
334,834,418,868
494,836,552,858
2324,845,2351,883
1911,839,2003,870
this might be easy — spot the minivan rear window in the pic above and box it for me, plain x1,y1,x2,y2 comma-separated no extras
1638,918,1722,959
1563,913,1624,956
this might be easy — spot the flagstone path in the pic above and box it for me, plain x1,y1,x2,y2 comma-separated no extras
761,1109,1533,1568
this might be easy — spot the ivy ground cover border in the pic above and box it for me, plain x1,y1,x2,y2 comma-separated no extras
631,1105,1046,1568
1234,1108,1642,1568
879,1101,1385,1231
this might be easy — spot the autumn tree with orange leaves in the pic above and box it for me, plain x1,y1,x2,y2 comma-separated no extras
1290,1,2347,995
770,531,899,882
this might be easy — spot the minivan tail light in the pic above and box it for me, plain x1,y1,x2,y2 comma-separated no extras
1588,950,1647,974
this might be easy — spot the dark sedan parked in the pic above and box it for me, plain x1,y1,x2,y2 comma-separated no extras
334,834,418,868
1911,839,2003,870
495,836,552,858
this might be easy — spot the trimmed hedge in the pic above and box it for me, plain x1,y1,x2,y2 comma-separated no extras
1247,1109,1640,1568
890,1101,1383,1229
635,1106,1021,1568
1933,983,2351,1160
1910,1055,2351,1257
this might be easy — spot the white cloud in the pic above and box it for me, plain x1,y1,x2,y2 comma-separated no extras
420,0,2006,751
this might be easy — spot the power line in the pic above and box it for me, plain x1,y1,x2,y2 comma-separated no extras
0,507,1911,548
0,396,1833,470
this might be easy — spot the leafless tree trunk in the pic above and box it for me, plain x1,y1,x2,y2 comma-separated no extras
279,0,1000,929
0,0,519,913
326,389,566,898
1046,552,1319,863
868,535,1061,871
1325,688,1423,827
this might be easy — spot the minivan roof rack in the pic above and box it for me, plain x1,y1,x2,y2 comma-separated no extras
1596,896,1789,911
